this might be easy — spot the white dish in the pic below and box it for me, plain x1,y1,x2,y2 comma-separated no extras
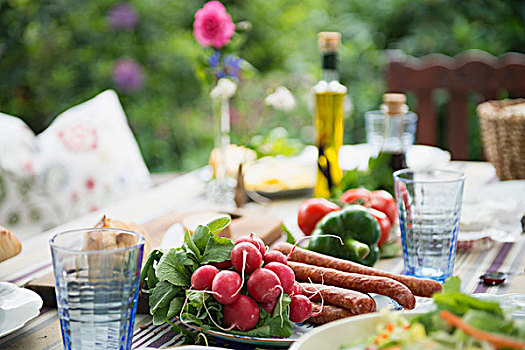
289,310,423,350
0,282,43,338
290,293,525,350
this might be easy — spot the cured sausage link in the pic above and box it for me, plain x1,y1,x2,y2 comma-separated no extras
288,261,416,309
274,242,441,298
309,303,356,324
300,283,376,315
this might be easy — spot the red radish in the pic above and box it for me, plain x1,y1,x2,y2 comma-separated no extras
290,281,302,296
289,295,312,323
211,260,232,269
191,265,219,290
247,268,282,303
260,299,277,315
231,242,263,274
264,262,295,295
264,251,287,265
235,233,266,257
222,295,259,331
211,270,241,305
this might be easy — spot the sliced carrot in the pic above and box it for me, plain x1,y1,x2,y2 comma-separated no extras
439,310,525,349
385,322,395,333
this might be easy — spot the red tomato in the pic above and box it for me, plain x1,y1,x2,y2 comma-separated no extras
368,208,391,247
371,190,397,225
297,198,340,236
340,188,372,206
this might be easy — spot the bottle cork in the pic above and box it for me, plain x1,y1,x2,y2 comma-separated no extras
383,93,406,115
318,32,341,52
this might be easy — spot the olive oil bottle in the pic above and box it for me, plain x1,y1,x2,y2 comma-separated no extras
314,32,346,198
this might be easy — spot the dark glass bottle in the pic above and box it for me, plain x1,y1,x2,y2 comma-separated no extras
379,93,408,172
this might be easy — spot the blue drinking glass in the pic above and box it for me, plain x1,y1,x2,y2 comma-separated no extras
394,169,465,282
50,228,144,350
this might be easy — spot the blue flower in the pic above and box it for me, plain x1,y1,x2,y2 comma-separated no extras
216,70,226,79
208,51,221,68
223,54,242,80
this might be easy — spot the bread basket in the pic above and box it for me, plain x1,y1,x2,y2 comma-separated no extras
477,99,525,180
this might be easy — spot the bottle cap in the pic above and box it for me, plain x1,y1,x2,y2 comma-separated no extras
318,32,341,52
383,93,406,115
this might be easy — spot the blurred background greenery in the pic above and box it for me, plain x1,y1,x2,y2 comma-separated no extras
1,0,524,172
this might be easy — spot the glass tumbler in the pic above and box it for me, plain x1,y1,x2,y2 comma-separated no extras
365,110,418,152
50,228,145,350
393,169,465,282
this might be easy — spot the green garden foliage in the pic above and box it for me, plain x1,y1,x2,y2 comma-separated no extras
1,0,523,171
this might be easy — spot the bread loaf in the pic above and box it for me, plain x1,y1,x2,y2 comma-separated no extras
0,226,22,262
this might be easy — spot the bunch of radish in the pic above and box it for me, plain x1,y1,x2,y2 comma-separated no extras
189,233,313,332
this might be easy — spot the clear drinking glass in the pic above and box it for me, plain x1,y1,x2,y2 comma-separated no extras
50,228,145,350
365,110,417,152
393,169,465,282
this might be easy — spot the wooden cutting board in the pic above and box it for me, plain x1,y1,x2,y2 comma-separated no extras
25,209,283,313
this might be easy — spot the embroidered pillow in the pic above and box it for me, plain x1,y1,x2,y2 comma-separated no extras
0,90,151,237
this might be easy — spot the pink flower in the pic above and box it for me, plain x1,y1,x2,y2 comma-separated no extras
193,1,235,49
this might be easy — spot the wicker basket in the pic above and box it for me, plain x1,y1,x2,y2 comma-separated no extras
477,99,525,180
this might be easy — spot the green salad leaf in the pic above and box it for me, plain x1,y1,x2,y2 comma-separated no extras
411,277,524,348
431,277,503,317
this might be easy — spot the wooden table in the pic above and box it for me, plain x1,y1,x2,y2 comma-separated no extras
1,162,524,349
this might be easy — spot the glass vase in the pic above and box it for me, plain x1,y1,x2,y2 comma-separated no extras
207,96,236,208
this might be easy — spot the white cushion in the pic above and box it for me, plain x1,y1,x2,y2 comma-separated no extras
0,90,151,236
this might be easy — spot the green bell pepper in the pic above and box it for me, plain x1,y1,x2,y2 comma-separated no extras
307,205,381,266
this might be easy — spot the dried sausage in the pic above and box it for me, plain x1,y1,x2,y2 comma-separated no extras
308,303,356,324
289,261,416,309
300,283,376,314
274,242,441,298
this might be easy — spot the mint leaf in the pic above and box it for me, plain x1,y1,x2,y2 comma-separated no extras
184,230,202,261
192,225,212,253
201,236,234,264
149,280,180,313
206,216,231,235
156,248,193,286
282,224,296,244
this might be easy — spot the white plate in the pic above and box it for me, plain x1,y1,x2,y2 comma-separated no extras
290,293,525,350
177,294,402,348
0,282,43,338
